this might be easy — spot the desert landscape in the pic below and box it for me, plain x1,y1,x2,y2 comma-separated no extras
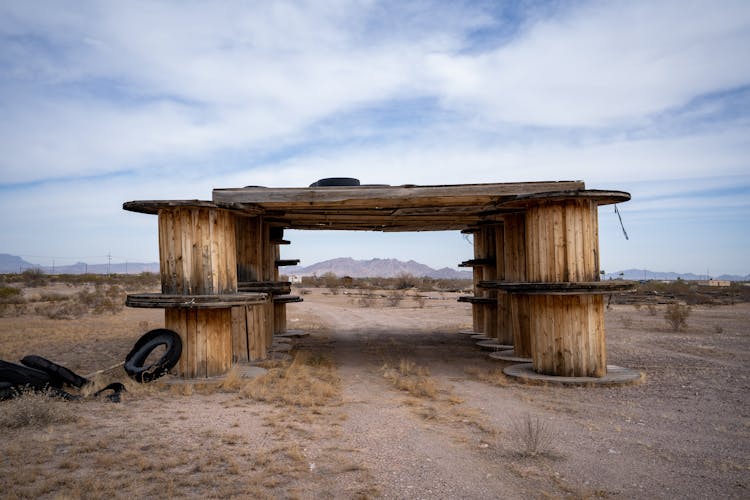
1,276,748,499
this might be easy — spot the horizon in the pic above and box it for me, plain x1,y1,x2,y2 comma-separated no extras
4,252,746,280
1,1,748,275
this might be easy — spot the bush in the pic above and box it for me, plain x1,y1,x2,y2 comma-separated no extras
511,414,556,457
0,389,78,428
385,291,404,307
20,268,47,287
0,286,23,303
664,303,691,331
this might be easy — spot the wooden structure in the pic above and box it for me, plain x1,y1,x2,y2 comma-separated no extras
124,180,631,379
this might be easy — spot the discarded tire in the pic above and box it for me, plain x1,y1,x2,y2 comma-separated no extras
93,382,126,403
124,329,182,383
20,355,89,388
309,177,360,187
0,359,56,390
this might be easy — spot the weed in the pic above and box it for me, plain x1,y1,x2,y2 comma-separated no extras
0,389,78,428
511,414,556,457
385,291,404,307
357,294,377,308
240,351,339,406
664,303,691,331
646,304,658,316
414,295,427,308
382,359,437,399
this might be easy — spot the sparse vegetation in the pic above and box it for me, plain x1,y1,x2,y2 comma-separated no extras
385,290,404,307
0,389,78,428
511,414,556,457
241,351,340,406
664,303,691,331
382,359,438,399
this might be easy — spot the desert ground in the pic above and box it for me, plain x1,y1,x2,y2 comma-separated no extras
1,284,749,499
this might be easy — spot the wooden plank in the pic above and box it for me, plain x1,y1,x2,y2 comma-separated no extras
212,181,587,209
274,302,287,334
123,199,264,215
195,309,208,378
231,306,249,362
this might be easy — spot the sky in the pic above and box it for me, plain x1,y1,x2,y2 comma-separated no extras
1,0,749,276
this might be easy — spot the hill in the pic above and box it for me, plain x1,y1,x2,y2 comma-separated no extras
284,258,472,279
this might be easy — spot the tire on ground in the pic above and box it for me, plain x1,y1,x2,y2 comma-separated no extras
0,359,56,390
20,355,89,388
124,329,182,383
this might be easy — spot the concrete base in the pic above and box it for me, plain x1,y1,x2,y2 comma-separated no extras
503,363,644,387
476,340,513,351
157,363,268,388
459,329,482,335
488,350,532,363
275,330,309,338
271,343,292,353
470,334,492,341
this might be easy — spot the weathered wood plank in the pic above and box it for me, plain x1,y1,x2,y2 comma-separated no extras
212,181,586,209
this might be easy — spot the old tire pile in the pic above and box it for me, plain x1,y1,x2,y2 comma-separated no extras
1,328,182,403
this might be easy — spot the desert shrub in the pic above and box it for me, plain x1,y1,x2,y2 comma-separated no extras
297,288,311,295
0,389,78,428
394,273,417,290
646,304,658,316
20,268,47,287
35,301,88,319
0,286,23,303
385,291,404,307
664,303,691,331
511,414,555,457
357,294,377,308
77,284,126,314
414,295,427,308
38,292,68,302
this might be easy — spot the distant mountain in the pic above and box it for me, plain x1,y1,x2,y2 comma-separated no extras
0,253,158,274
603,269,749,281
284,258,472,279
0,254,35,273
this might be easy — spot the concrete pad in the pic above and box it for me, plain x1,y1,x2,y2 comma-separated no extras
459,329,481,335
503,363,644,387
470,334,492,341
271,343,292,353
275,330,310,338
476,340,513,351
488,350,532,363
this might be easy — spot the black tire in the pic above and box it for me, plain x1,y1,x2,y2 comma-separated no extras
93,382,126,403
124,329,182,383
0,359,56,390
309,177,360,187
20,355,89,388
0,381,14,401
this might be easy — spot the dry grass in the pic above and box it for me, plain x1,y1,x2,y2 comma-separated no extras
464,366,511,387
240,351,340,406
665,303,691,331
382,359,438,399
511,414,556,457
0,389,79,428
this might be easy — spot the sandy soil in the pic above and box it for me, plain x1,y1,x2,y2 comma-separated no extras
1,287,749,499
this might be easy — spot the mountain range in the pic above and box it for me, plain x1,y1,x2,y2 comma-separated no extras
1,253,747,281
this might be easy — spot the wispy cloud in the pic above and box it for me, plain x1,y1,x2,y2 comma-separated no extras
1,0,748,273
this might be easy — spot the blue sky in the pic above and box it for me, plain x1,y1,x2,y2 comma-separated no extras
1,0,749,276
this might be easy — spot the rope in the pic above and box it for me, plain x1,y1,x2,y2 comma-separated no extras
614,205,629,240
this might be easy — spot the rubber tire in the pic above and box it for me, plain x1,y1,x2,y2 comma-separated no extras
309,177,360,187
0,359,56,390
20,355,89,388
124,329,182,383
93,382,126,403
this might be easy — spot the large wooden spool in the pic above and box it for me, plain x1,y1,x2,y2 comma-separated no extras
503,213,532,358
156,206,251,377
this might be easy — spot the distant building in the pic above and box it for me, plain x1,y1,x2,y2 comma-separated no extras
289,274,302,284
697,279,731,287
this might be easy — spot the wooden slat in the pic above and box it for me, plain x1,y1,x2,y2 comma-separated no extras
212,181,586,209
126,293,269,308
231,306,249,362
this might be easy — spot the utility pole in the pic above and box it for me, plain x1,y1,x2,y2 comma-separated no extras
52,259,55,274
107,252,111,275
